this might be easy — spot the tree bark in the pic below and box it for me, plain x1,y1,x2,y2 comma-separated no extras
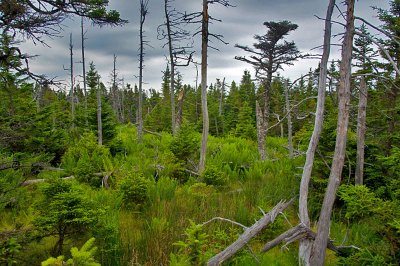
298,1,335,264
199,0,209,173
256,101,267,160
81,17,88,126
207,199,293,266
138,0,148,143
311,1,355,264
284,80,293,158
355,76,367,185
164,0,177,135
69,33,75,129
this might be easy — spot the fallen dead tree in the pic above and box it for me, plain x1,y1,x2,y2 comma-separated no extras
205,204,359,266
21,175,75,186
207,199,294,266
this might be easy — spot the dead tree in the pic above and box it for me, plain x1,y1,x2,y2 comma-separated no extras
81,17,88,126
284,79,293,158
355,76,367,185
184,0,233,172
110,54,122,122
137,0,149,143
69,33,75,129
207,199,294,266
311,0,355,264
298,0,335,264
158,0,194,134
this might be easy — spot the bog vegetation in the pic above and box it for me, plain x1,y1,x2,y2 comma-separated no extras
1,0,400,265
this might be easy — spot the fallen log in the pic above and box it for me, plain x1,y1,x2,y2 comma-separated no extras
21,176,75,186
207,198,294,266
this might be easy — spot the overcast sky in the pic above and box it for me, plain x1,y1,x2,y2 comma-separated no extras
20,0,390,92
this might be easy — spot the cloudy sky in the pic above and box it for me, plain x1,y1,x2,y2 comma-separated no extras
20,0,389,92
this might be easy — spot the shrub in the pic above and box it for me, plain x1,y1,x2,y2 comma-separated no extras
201,165,226,187
61,132,112,186
117,173,149,208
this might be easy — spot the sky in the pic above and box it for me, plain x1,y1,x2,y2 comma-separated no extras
20,0,390,93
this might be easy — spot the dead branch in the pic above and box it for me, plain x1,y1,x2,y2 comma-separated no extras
143,128,163,137
202,217,248,230
21,175,75,186
207,198,294,266
261,223,346,254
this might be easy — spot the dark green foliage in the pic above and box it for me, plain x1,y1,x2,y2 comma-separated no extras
34,179,103,255
235,101,256,140
201,165,226,187
170,122,199,162
61,132,112,185
117,173,149,208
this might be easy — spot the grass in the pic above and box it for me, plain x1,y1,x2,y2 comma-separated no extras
2,125,369,265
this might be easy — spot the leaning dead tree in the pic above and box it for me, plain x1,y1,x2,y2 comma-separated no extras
184,0,233,172
158,0,194,135
298,0,335,264
312,0,355,264
207,199,294,266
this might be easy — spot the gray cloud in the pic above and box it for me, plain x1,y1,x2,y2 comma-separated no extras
19,0,389,91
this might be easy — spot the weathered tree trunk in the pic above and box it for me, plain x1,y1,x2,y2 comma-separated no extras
311,1,355,264
164,0,176,135
199,0,209,173
111,54,120,121
259,78,271,160
81,17,88,126
284,79,293,158
69,33,75,129
138,0,148,143
355,76,367,185
256,101,267,160
298,0,335,264
97,77,103,145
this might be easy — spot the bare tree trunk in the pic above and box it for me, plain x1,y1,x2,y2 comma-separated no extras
138,0,148,143
69,33,75,129
97,77,103,145
81,17,88,126
284,79,293,158
255,101,267,160
259,79,271,160
311,1,355,264
199,0,209,173
355,76,367,185
164,0,176,135
112,54,119,121
298,0,335,264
